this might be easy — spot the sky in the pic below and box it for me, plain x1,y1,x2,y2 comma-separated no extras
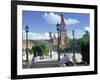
22,11,90,40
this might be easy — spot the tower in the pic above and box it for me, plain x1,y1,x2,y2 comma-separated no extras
59,13,67,48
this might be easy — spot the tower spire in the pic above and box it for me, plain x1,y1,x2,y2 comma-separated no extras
60,13,66,27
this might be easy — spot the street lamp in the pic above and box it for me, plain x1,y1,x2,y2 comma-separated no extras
49,32,52,58
56,23,60,60
72,30,76,64
25,25,29,62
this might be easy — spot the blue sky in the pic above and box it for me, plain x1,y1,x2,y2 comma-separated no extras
22,11,90,40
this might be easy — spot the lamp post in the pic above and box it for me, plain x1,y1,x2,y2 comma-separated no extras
49,32,52,58
72,30,76,64
56,23,60,60
25,25,29,62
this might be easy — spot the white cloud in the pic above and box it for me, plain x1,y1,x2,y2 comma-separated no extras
23,30,58,40
67,18,79,25
84,26,90,32
43,12,60,24
42,12,79,25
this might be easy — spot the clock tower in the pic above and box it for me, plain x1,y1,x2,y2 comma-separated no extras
59,13,67,48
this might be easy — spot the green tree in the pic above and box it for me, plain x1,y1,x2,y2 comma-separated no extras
40,44,49,56
80,31,90,64
31,42,49,57
31,45,42,57
66,37,81,53
66,31,89,64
